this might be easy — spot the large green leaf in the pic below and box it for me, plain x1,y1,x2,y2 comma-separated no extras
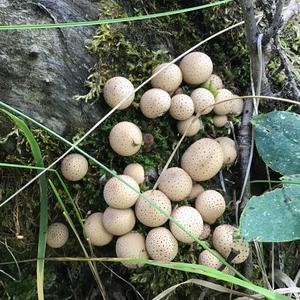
240,175,300,242
252,111,300,175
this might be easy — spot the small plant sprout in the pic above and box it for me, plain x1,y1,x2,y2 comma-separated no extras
116,232,149,268
103,175,140,209
135,190,172,227
169,94,194,120
191,88,215,115
123,163,145,185
103,207,136,236
150,63,183,92
103,76,135,110
179,52,213,85
188,184,205,200
181,138,224,181
199,223,211,239
213,115,228,127
84,213,113,246
216,137,237,165
46,223,69,248
61,153,88,181
140,88,171,119
177,116,202,136
169,206,203,244
109,121,143,156
146,227,178,262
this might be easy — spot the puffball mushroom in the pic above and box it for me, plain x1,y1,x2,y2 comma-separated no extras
158,167,193,202
169,94,194,120
195,190,226,224
206,74,223,89
213,89,233,115
46,223,69,248
179,52,213,85
191,88,215,115
103,76,135,110
188,184,205,200
135,190,172,227
181,138,224,181
123,163,145,185
103,175,140,209
61,154,88,181
169,206,203,243
109,121,143,156
146,227,178,262
151,63,182,92
103,207,135,236
216,137,237,165
212,224,250,264
198,250,222,269
213,115,228,128
177,116,201,137
230,95,244,116
84,213,113,246
140,88,171,119
116,232,149,268
199,223,211,239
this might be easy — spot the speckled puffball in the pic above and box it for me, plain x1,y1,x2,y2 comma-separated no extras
158,167,193,202
103,76,135,110
140,88,171,119
198,250,222,269
206,74,223,89
179,52,213,85
61,154,88,181
213,115,228,127
103,175,140,209
123,163,145,185
146,227,178,262
177,116,202,137
135,190,172,227
216,137,237,165
191,88,215,115
109,121,143,156
169,94,194,120
169,206,203,244
116,232,149,268
199,223,211,239
46,223,69,248
151,63,182,92
181,138,224,181
188,184,205,200
213,89,233,115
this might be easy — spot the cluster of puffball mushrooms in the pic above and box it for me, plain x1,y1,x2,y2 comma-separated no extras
46,51,249,272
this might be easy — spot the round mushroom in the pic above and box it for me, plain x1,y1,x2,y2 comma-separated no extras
169,206,203,243
206,74,223,90
103,207,136,236
146,227,178,262
140,88,171,119
216,137,237,165
84,213,113,246
123,163,145,185
191,88,215,115
213,89,234,115
103,175,140,209
116,232,149,268
103,76,135,110
198,250,222,269
195,190,226,224
199,223,211,239
135,190,172,227
46,223,69,248
177,116,202,137
169,94,194,120
150,63,182,92
179,52,213,85
109,121,143,156
61,154,88,181
213,115,228,128
181,138,224,181
230,95,244,116
188,184,205,200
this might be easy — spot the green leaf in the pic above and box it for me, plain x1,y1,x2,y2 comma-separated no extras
252,111,300,175
240,174,300,242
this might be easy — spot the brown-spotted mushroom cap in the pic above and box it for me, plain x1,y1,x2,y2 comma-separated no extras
135,190,172,227
216,137,237,165
169,206,203,243
109,121,143,156
188,184,205,200
181,138,224,181
195,190,226,224
123,163,145,185
207,74,223,89
61,154,88,181
213,89,234,115
116,231,149,268
191,88,215,115
212,224,250,264
103,175,140,209
46,223,69,248
177,116,201,137
103,207,136,236
179,52,213,85
213,115,228,128
169,94,194,120
146,227,178,262
158,167,193,202
199,223,211,239
84,213,113,246
151,63,183,92
140,88,171,119
103,76,135,110
198,250,222,269
230,95,244,116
